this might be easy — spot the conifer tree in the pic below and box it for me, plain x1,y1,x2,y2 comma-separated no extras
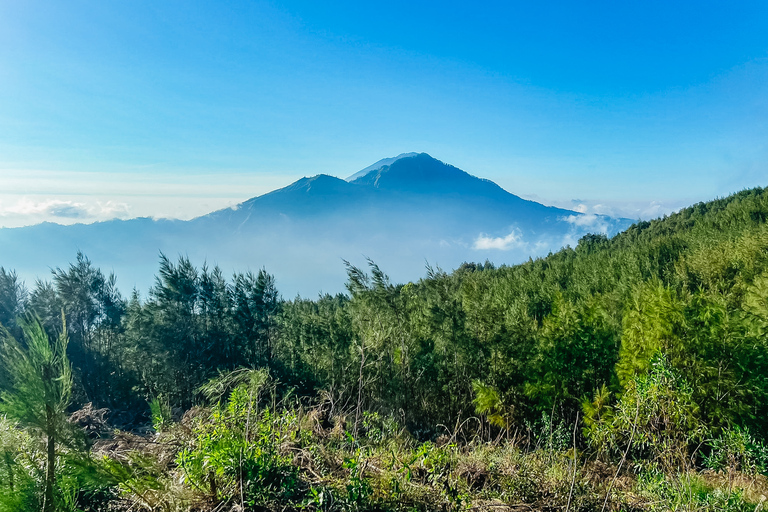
0,316,72,512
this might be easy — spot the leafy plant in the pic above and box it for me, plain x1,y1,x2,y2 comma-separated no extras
704,425,768,476
341,451,373,510
178,373,302,508
582,384,613,459
0,416,39,512
149,395,173,433
590,354,706,471
472,380,510,430
100,450,193,512
360,411,400,445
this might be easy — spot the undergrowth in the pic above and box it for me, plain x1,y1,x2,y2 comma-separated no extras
64,372,768,512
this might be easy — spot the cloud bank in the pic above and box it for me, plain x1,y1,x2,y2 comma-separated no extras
563,199,684,220
0,198,131,226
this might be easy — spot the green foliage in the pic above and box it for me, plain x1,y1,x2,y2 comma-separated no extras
472,380,507,429
50,252,126,409
616,281,684,387
637,470,757,512
99,449,193,512
0,416,39,511
340,451,374,510
360,411,400,445
149,395,173,433
0,316,73,512
0,316,72,440
527,410,571,454
198,367,269,405
0,268,27,342
743,270,768,324
581,384,613,459
588,355,706,471
528,293,618,413
178,375,301,508
703,426,768,476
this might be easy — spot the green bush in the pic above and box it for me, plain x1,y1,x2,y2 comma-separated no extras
149,395,173,433
0,417,39,512
177,385,302,507
585,354,705,471
360,411,400,446
704,426,768,476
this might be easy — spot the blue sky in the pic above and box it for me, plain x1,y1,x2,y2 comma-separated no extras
0,0,767,226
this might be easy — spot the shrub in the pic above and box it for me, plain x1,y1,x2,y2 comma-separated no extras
177,383,302,508
585,354,706,471
704,426,768,476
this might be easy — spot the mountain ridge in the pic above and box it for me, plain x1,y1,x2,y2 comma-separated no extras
204,153,582,225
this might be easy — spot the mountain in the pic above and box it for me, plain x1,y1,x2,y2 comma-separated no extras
203,153,602,231
0,153,632,297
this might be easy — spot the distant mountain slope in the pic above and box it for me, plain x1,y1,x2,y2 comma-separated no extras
346,153,570,227
0,153,632,296
345,152,419,181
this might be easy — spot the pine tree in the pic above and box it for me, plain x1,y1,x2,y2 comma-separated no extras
0,316,72,512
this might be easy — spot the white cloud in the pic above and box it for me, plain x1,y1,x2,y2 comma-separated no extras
573,203,589,214
518,193,689,221
561,213,609,233
473,229,525,251
0,198,131,226
637,201,672,219
562,199,686,220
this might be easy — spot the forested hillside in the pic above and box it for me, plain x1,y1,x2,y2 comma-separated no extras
2,187,768,511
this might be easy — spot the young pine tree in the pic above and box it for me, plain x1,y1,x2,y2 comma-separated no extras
0,316,72,512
